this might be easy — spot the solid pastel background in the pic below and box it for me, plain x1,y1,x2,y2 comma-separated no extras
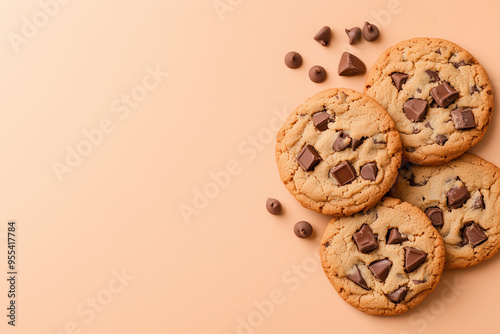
0,0,499,333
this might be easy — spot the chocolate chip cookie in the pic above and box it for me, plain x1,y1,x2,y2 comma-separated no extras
320,197,445,315
364,38,493,166
275,88,402,216
390,153,500,269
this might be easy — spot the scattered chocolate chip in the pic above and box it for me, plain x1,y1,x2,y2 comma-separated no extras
333,132,352,151
294,221,313,238
472,194,485,209
351,137,365,150
404,247,427,272
330,161,357,186
312,111,334,131
424,207,444,227
460,223,487,247
435,135,448,146
352,224,378,253
403,99,428,122
266,198,282,215
413,279,426,285
347,266,369,290
314,26,331,46
408,173,428,187
452,60,468,68
451,108,475,129
284,51,302,69
470,86,480,94
430,82,459,108
309,65,327,83
386,286,408,303
425,70,440,83
360,162,378,181
386,228,408,244
362,22,379,41
345,27,361,45
391,73,408,91
296,145,322,171
447,186,470,209
338,52,366,76
369,259,392,283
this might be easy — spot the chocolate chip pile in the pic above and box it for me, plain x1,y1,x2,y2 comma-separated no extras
284,22,379,83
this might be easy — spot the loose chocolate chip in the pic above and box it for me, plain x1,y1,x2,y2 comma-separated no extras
404,247,427,272
352,224,378,253
447,186,470,209
330,161,357,186
332,132,352,151
345,27,361,45
309,65,327,83
386,286,408,303
386,228,408,244
391,73,408,91
430,82,459,108
369,259,392,283
362,22,379,41
451,108,475,129
472,194,485,209
284,51,302,69
424,207,444,227
314,26,331,46
470,86,480,94
452,60,468,68
360,163,378,181
413,279,426,285
425,70,440,83
347,266,369,290
296,145,322,171
435,135,448,146
266,198,282,215
338,52,366,76
403,99,428,122
294,221,313,238
312,111,333,131
351,137,365,150
461,223,487,247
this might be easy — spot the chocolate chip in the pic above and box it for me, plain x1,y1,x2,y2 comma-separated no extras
362,22,379,41
324,241,330,248
425,122,433,129
347,266,369,290
435,135,448,146
425,70,440,83
452,60,468,68
460,222,487,247
416,88,422,93
345,27,361,45
404,247,427,272
333,132,352,152
413,127,420,134
369,259,392,283
330,161,357,186
403,99,428,122
447,186,470,209
386,228,408,244
436,49,441,55
424,207,444,227
351,137,365,150
360,163,378,181
408,173,428,187
266,198,282,215
470,86,480,94
386,286,408,303
312,111,333,131
314,26,331,46
296,145,322,171
352,224,378,253
472,194,485,209
294,221,313,238
391,73,408,91
338,52,366,76
451,108,475,129
284,51,302,69
430,82,459,108
309,65,327,83
413,279,426,285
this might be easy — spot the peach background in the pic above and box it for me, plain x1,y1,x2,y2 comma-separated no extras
0,0,499,333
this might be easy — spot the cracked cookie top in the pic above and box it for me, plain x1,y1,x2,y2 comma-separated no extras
364,38,493,166
320,197,445,315
275,88,402,216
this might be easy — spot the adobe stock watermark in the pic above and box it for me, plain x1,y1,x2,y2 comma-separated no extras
7,0,73,53
213,0,244,21
224,247,321,334
51,64,168,182
178,106,289,224
47,268,134,334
